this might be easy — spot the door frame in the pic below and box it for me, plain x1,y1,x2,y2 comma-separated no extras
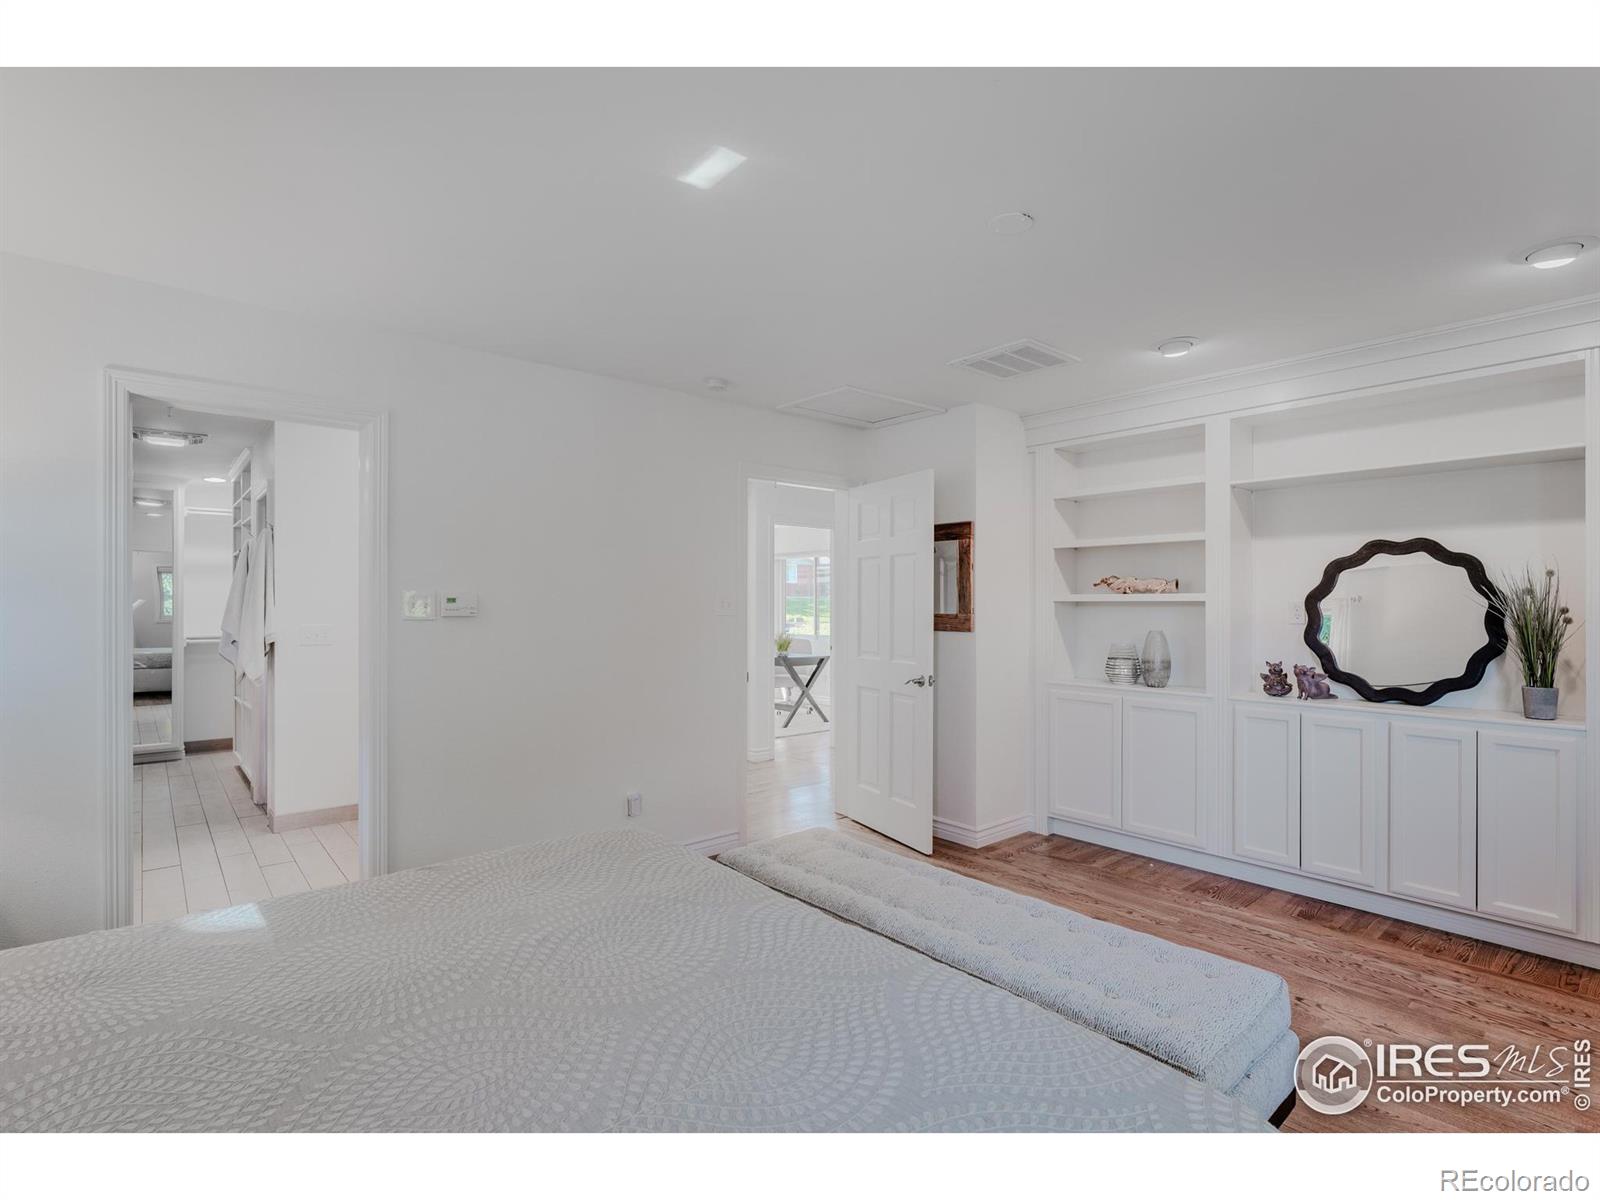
130,474,186,760
103,366,390,928
737,462,852,848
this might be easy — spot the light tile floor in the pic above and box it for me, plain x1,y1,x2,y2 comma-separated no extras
133,750,360,923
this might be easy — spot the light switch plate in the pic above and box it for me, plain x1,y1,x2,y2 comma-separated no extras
402,590,437,620
441,591,478,617
714,597,735,616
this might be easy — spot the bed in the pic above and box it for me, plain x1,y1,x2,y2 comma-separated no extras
133,646,172,693
0,831,1269,1132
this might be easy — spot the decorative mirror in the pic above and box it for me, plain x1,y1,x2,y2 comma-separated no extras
934,521,973,632
1303,537,1505,705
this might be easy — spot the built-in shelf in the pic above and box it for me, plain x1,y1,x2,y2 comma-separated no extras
1055,592,1207,604
1055,533,1206,550
1056,475,1206,503
1228,693,1585,732
1055,677,1211,699
1230,444,1585,492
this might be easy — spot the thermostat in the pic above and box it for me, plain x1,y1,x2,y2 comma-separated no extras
441,591,478,617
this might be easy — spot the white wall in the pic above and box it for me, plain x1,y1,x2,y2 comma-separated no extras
270,420,361,818
0,252,860,947
181,482,233,639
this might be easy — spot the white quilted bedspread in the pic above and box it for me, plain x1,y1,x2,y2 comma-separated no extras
0,831,1265,1131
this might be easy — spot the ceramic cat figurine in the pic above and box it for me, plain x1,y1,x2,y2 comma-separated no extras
1260,661,1291,697
1293,663,1334,700
1092,575,1179,595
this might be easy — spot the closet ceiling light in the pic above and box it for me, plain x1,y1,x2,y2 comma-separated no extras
202,476,227,484
1523,239,1589,269
704,376,731,392
133,497,164,508
989,211,1034,236
144,511,164,518
1156,337,1199,358
133,427,207,448
677,146,747,190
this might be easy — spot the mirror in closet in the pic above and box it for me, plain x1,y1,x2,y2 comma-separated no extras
132,486,176,750
1303,536,1506,705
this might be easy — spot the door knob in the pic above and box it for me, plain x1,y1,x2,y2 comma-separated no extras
904,675,935,687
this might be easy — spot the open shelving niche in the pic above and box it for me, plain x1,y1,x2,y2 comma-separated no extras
1225,357,1587,723
1043,422,1210,693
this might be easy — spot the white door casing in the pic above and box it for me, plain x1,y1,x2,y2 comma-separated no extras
839,470,934,854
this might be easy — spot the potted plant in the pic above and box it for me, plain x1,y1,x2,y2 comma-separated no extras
1490,566,1577,720
775,634,792,654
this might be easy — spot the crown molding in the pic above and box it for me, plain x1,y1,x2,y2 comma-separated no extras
1023,294,1600,445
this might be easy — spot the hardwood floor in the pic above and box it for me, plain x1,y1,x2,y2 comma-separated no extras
134,750,360,923
742,735,1600,1133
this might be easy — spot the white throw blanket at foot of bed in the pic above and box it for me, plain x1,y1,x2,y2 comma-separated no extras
719,828,1297,1120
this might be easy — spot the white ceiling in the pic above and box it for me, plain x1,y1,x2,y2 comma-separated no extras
130,397,269,482
5,69,1597,420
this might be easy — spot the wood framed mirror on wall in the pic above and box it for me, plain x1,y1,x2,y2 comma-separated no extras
934,521,973,632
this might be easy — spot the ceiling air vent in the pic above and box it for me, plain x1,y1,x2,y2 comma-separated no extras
778,387,945,429
949,338,1080,380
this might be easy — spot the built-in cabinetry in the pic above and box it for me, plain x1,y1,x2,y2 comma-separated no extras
1033,344,1598,965
1047,684,1209,851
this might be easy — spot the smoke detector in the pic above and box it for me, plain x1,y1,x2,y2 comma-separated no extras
949,338,1080,380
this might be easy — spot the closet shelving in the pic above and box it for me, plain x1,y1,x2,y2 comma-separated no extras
1231,442,1585,492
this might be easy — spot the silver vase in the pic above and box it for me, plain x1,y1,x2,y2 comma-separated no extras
1522,686,1558,720
1140,630,1171,689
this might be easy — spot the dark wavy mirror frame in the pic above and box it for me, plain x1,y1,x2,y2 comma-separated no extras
1302,537,1507,706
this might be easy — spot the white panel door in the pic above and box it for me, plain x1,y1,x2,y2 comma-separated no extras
839,471,934,854
1478,729,1580,933
1047,687,1120,828
1122,694,1206,849
1232,704,1300,867
1389,722,1476,911
1301,710,1383,888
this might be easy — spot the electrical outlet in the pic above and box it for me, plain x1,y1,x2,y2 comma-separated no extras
625,792,642,818
299,624,334,646
714,597,735,616
1287,602,1304,625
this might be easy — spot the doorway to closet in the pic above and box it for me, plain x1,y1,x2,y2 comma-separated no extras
122,391,365,924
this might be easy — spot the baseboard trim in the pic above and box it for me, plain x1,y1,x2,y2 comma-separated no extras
271,804,359,833
684,830,743,857
1046,815,1600,969
933,813,1034,849
184,737,233,753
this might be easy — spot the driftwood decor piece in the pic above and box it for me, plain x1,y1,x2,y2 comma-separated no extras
934,521,973,632
1093,575,1178,595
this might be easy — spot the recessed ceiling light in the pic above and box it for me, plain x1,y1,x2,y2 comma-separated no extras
1157,337,1199,358
677,146,747,191
145,511,164,519
704,376,731,392
133,497,164,508
989,212,1034,236
203,476,227,484
1523,239,1590,269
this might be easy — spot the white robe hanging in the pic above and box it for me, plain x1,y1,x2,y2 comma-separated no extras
236,527,276,682
218,542,250,668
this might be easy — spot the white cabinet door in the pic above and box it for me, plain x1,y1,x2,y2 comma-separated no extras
1232,704,1300,867
1478,729,1580,933
1301,710,1383,889
1122,694,1206,849
1047,687,1121,829
1389,722,1476,911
